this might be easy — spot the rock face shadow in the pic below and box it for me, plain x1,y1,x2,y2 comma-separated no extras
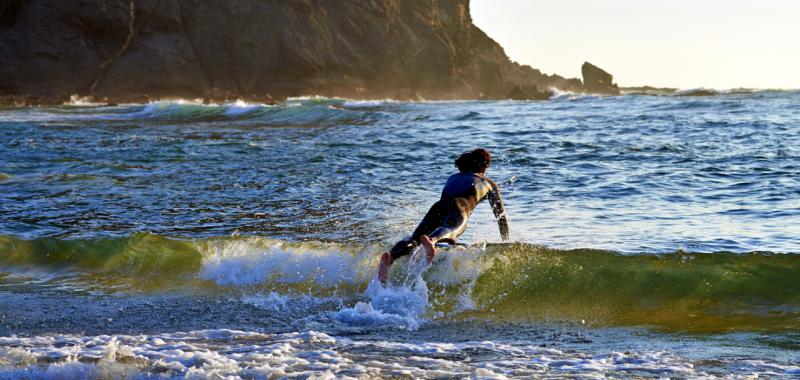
0,0,618,105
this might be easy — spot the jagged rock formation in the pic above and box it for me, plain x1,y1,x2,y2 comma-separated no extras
505,85,550,101
581,62,620,95
0,0,617,104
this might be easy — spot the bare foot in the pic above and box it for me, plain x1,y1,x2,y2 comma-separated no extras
377,252,392,285
420,235,436,263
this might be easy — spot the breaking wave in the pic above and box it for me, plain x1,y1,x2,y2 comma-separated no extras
1,234,798,332
1,98,385,126
123,99,382,126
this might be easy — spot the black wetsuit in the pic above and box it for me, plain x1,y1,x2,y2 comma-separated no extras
389,172,509,260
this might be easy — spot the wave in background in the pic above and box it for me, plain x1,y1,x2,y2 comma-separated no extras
1,97,386,126
0,90,795,126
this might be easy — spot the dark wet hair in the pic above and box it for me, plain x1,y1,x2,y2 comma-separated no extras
455,148,492,173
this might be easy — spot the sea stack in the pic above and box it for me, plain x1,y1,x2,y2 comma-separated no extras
0,0,620,104
581,62,620,95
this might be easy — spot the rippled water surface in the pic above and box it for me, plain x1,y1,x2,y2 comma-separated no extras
1,92,799,378
2,94,799,252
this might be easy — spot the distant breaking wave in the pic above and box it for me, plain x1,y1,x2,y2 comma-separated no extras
1,98,385,126
0,91,794,126
123,99,383,126
1,233,797,332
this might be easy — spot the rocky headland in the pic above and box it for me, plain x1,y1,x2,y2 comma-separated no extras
0,0,620,105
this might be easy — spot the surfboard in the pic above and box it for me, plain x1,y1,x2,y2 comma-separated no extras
435,242,469,248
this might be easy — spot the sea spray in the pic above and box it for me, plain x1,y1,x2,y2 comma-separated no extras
334,247,432,329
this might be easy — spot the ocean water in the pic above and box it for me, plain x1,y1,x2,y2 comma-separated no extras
0,92,798,378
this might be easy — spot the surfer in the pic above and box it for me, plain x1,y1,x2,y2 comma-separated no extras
377,148,510,284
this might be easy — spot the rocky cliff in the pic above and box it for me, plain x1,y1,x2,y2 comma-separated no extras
0,0,617,104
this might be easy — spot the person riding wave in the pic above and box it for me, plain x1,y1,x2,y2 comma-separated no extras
377,148,510,284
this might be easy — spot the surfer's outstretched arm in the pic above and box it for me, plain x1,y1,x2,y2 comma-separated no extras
487,180,509,240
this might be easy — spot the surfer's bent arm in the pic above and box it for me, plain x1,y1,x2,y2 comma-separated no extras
487,180,509,240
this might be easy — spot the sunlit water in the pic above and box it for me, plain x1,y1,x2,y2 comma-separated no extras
0,92,798,378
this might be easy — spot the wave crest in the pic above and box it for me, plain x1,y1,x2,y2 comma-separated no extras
123,99,381,126
1,234,798,331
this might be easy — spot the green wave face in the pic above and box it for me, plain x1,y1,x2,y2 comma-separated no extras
1,235,798,332
0,233,204,291
467,244,800,332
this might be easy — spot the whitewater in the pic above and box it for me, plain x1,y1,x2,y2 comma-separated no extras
0,92,798,378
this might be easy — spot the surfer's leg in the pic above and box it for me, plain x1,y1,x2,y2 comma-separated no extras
378,202,445,283
378,238,414,284
410,204,447,264
388,238,416,261
394,201,444,260
432,199,470,243
428,211,468,242
377,252,392,284
423,210,468,262
408,202,445,241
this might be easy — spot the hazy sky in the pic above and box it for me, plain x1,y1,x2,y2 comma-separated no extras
471,0,800,89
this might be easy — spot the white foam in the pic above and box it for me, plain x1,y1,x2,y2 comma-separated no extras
341,99,397,107
547,87,597,101
333,291,424,330
241,291,334,313
241,291,292,311
2,329,792,379
198,237,373,287
547,87,579,100
63,94,106,107
284,95,336,102
221,100,269,116
198,239,497,328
